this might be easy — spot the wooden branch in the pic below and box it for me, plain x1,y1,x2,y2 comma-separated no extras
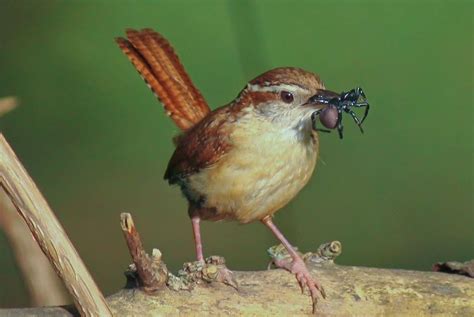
1,262,472,316
0,134,112,316
2,212,472,316
0,189,69,306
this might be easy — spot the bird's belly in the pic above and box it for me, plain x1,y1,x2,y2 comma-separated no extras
188,129,318,223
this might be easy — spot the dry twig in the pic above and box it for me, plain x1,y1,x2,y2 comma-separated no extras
120,212,168,292
0,134,112,316
0,96,18,117
0,189,69,306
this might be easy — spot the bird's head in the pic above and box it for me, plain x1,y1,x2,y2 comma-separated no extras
233,67,369,139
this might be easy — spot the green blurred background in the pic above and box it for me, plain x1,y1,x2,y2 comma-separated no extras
0,0,472,308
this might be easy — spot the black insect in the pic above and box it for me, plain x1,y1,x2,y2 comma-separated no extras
311,87,370,139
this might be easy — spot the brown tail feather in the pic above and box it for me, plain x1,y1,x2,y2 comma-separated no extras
116,28,210,131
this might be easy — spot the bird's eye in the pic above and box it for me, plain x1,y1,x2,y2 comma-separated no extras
280,91,294,103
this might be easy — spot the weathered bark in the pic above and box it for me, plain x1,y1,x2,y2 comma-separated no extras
434,260,474,278
1,263,473,316
0,134,112,316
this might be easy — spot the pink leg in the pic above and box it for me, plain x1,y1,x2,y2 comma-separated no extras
261,216,326,313
191,215,204,262
190,215,237,288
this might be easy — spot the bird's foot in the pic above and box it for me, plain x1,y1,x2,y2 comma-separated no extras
268,245,326,313
176,255,237,290
290,258,326,313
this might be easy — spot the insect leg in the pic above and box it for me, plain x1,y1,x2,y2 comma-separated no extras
356,87,366,99
359,103,370,123
337,107,344,139
347,109,364,133
351,101,370,124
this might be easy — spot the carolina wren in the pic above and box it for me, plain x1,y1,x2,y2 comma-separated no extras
116,28,368,313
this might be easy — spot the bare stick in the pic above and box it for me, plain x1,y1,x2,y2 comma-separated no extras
120,213,167,292
0,134,112,317
0,189,68,306
0,96,18,117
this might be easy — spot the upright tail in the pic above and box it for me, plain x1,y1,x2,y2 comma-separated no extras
116,29,211,131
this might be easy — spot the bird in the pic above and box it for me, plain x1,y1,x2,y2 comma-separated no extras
115,28,367,313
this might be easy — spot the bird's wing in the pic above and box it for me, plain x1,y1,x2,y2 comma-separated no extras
164,107,232,183
116,28,211,131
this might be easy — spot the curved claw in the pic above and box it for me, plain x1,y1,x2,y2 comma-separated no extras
270,254,326,312
290,258,326,313
219,268,238,290
296,272,306,294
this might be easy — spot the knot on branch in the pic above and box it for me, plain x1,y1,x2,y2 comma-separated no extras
267,240,342,269
305,240,342,264
167,255,238,290
433,260,474,278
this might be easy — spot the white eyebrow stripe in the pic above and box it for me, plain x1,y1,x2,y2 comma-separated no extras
247,83,309,94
